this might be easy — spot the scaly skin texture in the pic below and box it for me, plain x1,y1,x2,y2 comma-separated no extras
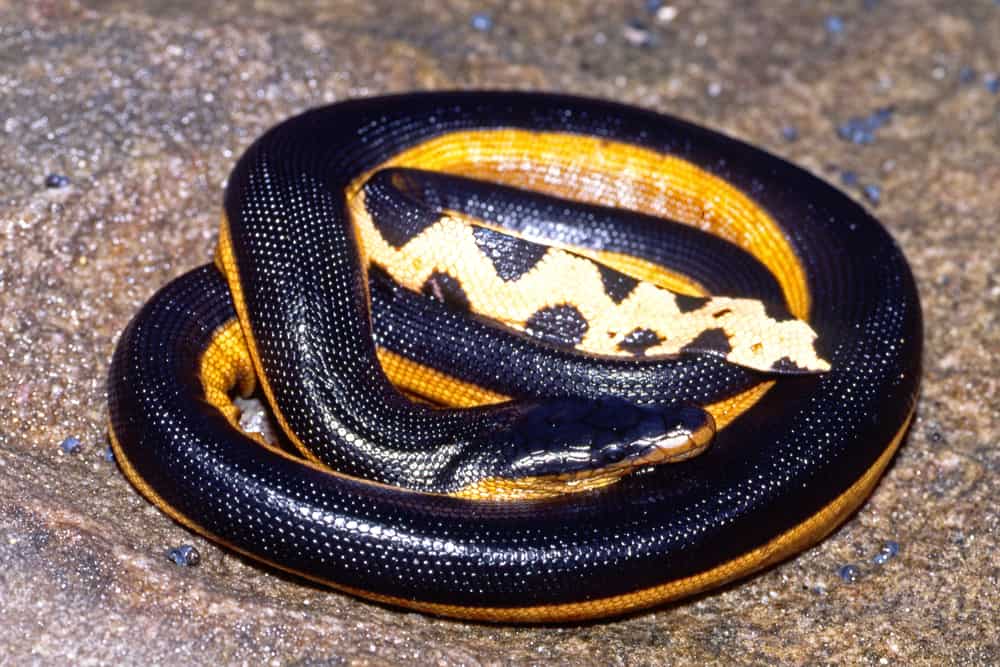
107,92,921,622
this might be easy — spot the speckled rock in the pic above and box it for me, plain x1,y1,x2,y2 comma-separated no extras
1,1,997,664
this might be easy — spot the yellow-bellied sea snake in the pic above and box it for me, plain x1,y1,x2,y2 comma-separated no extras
107,92,921,622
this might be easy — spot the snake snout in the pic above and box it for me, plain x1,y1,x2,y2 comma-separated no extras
624,405,716,465
591,403,715,468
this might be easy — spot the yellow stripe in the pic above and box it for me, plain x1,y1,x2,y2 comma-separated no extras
376,347,509,407
378,340,771,432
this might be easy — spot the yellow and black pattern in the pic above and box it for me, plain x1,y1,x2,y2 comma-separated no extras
107,92,921,623
351,184,829,373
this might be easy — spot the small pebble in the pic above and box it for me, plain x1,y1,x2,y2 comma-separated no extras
958,66,977,84
60,436,82,454
985,74,999,94
622,19,655,47
644,0,663,11
863,183,881,205
838,123,874,145
781,125,799,142
103,446,115,463
167,544,201,566
872,107,893,125
840,170,859,187
235,396,279,444
45,173,70,189
872,540,900,565
825,15,845,35
838,564,861,582
836,107,893,145
655,5,678,23
470,12,493,32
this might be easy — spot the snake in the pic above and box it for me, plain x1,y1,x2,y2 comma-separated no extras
107,92,921,623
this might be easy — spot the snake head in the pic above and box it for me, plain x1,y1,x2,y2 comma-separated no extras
452,399,715,501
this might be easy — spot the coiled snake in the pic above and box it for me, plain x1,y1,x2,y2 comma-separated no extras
108,92,921,622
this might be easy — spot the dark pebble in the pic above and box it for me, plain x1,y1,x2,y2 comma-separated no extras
873,107,893,125
872,540,901,565
623,19,655,47
103,446,115,463
838,564,861,582
863,184,881,204
166,544,201,566
840,170,859,187
781,125,799,142
825,15,844,35
985,75,999,94
836,107,894,145
60,436,82,454
470,13,493,32
645,0,663,12
837,124,873,145
959,66,977,84
45,173,70,189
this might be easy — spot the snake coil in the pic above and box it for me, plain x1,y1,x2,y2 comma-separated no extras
108,92,921,622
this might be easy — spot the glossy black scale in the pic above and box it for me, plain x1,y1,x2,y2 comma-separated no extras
108,92,921,613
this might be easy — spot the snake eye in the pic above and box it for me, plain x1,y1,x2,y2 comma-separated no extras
600,443,626,464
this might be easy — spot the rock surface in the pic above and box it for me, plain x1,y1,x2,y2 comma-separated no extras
1,1,997,664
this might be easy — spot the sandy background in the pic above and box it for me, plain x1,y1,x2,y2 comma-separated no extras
1,1,997,664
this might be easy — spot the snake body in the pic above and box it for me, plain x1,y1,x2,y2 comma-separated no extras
107,92,921,622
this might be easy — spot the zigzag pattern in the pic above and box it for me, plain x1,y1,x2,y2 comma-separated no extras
350,191,830,374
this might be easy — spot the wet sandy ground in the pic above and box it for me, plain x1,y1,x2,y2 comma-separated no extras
1,1,997,664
